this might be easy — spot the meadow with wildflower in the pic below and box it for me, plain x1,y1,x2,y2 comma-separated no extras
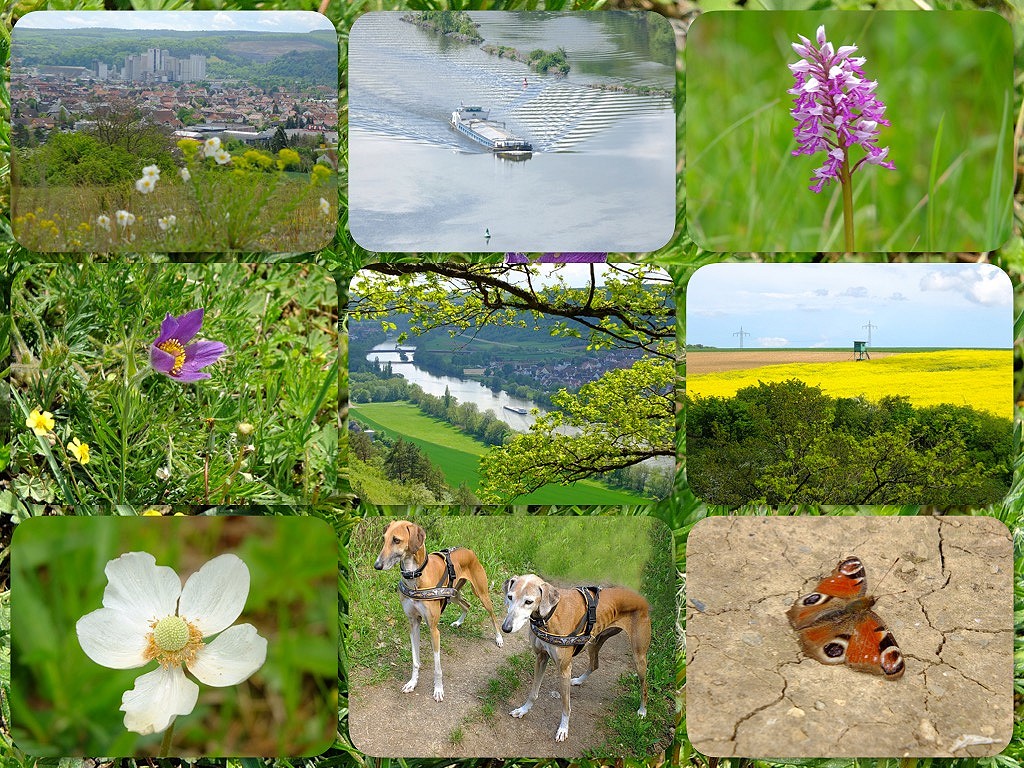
13,138,336,252
6,262,339,513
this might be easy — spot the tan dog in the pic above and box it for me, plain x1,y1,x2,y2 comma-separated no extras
374,520,503,702
502,574,650,741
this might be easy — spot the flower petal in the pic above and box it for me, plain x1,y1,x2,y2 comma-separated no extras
150,344,176,374
76,607,150,669
173,369,213,383
121,665,199,735
155,313,179,344
171,308,205,344
183,340,227,371
178,553,250,636
188,623,267,686
100,551,181,625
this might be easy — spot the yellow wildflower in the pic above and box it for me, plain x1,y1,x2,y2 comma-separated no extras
141,509,163,516
276,148,301,171
26,408,55,435
311,164,332,186
68,438,91,465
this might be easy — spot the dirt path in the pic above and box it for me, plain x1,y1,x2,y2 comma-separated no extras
687,349,896,374
349,625,640,758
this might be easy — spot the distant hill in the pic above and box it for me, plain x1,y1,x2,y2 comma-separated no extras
12,28,336,84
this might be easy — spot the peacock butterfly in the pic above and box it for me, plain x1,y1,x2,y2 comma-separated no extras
786,556,904,680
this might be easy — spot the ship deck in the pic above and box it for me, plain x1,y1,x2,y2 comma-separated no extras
462,119,517,144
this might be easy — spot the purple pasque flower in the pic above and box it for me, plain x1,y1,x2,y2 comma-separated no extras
150,308,226,382
789,24,895,193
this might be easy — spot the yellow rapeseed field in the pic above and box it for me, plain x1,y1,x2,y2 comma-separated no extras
687,349,1013,420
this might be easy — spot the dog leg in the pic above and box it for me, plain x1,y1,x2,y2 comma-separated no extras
466,565,504,647
402,619,420,693
633,612,650,718
450,593,471,628
555,660,572,741
429,623,444,701
511,652,547,718
571,642,599,686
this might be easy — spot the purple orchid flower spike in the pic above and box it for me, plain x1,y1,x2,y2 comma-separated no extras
789,24,895,194
150,308,227,382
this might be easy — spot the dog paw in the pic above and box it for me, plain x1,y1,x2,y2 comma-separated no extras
495,635,504,648
450,618,464,628
555,726,569,742
433,686,444,702
510,705,530,718
637,705,647,718
401,680,417,693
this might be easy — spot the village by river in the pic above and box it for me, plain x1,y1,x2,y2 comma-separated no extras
366,342,545,430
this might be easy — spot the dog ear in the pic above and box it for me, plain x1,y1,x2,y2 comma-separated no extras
503,578,515,605
538,582,559,618
408,523,426,552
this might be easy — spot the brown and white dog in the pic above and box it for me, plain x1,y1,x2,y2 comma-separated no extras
374,520,503,702
501,573,650,741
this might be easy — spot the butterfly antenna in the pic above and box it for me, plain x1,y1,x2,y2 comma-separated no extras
874,557,901,592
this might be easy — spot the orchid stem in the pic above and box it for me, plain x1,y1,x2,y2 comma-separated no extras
840,146,854,254
158,721,175,758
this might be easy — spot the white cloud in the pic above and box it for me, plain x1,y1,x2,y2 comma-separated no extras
212,12,236,27
757,337,790,347
920,266,1010,306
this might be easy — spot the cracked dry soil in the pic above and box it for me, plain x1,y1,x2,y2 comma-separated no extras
685,516,1013,758
348,619,640,758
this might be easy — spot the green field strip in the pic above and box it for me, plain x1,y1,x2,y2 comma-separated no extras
350,402,648,505
688,350,1012,420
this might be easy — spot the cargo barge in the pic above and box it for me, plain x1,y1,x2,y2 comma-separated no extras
451,104,533,154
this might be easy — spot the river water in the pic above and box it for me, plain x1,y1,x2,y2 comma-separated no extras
348,12,676,253
366,343,545,431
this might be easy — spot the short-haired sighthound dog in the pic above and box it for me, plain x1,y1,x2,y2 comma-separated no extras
374,520,504,702
502,573,651,741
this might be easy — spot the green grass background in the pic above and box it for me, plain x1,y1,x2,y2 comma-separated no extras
687,11,1013,252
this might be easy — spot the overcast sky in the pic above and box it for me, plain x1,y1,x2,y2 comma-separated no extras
686,263,1011,349
16,11,333,34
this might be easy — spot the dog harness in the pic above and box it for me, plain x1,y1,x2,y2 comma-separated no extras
399,547,461,613
530,586,602,657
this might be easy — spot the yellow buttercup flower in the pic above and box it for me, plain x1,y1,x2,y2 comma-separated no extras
141,509,163,516
26,408,55,435
68,438,91,465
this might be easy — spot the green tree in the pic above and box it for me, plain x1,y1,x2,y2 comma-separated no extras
270,125,288,154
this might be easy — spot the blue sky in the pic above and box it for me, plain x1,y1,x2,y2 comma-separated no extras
17,11,332,34
686,263,1011,349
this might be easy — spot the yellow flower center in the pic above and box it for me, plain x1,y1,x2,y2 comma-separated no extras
157,339,187,376
144,615,204,668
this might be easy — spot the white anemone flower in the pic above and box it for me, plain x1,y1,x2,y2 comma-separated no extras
213,148,232,165
142,164,161,180
203,137,221,158
96,214,111,231
179,167,191,183
115,210,136,228
135,176,157,194
76,551,267,735
158,214,177,231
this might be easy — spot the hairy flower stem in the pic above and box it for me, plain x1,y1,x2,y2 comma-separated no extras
158,721,175,757
840,147,854,253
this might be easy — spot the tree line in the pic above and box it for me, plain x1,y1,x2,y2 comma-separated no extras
686,379,1012,506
